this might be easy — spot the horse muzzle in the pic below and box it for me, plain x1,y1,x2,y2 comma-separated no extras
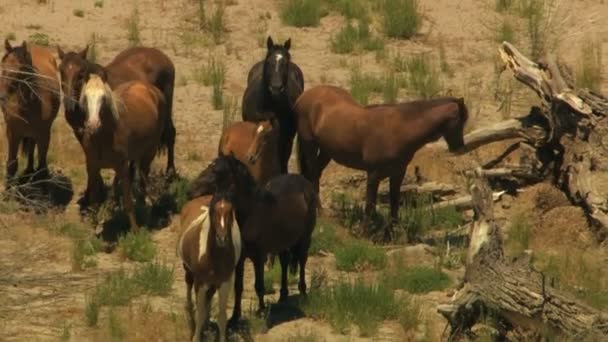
269,85,285,97
215,235,228,248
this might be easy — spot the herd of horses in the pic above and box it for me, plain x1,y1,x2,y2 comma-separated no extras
0,35,469,341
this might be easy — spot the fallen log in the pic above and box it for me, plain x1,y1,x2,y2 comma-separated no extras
437,170,608,340
429,191,506,211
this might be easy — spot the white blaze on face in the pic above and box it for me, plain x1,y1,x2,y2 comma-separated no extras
83,75,105,131
274,53,283,72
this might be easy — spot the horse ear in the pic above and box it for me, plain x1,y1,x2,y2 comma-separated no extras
266,36,274,50
57,46,65,60
4,39,12,53
284,38,291,51
79,45,89,59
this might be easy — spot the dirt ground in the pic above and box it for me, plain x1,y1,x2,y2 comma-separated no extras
0,0,607,341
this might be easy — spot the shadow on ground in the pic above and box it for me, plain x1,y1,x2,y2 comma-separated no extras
2,169,74,213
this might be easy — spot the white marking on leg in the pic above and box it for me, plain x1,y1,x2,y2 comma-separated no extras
218,277,232,342
193,284,209,342
231,212,242,264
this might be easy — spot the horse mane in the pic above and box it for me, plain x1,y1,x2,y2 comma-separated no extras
79,73,120,122
215,154,277,205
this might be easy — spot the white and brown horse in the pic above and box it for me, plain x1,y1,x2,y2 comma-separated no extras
178,191,241,342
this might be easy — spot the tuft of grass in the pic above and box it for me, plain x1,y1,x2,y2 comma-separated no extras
382,73,399,103
505,213,532,256
330,18,384,54
85,294,100,327
107,309,126,341
383,266,452,294
87,33,99,63
495,0,513,12
72,237,103,271
381,0,421,40
126,7,141,47
133,260,174,296
208,3,226,45
60,322,71,342
495,17,516,44
309,219,341,255
94,269,139,306
283,330,322,342
5,32,16,41
197,0,206,29
118,229,157,262
222,96,239,130
328,0,368,20
73,9,84,17
194,56,226,110
280,0,322,28
305,279,410,336
94,0,104,8
28,32,49,46
405,54,442,99
335,240,386,272
167,177,191,213
576,39,603,92
348,64,383,105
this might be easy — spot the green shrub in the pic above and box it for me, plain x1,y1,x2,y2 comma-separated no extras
331,18,383,54
383,266,451,293
280,0,322,28
309,220,341,255
335,240,386,272
133,260,174,296
118,229,156,262
576,39,603,92
73,9,84,17
405,54,442,99
381,0,421,39
126,7,141,47
28,32,49,46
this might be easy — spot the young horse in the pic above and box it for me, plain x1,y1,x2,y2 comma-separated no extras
242,36,304,174
195,155,318,326
295,85,468,236
57,45,176,176
0,40,60,185
79,71,166,231
178,191,241,342
188,118,280,199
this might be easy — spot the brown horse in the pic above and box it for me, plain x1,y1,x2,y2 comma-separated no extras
0,40,60,185
79,70,166,231
178,190,241,342
188,118,280,199
192,154,318,326
57,45,176,176
295,85,468,236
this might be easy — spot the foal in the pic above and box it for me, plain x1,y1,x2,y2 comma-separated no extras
296,85,469,236
178,191,241,342
79,71,166,231
0,40,60,185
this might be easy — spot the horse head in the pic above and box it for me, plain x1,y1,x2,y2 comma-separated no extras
443,98,468,154
0,40,34,104
245,118,276,164
209,191,236,248
78,68,118,133
263,36,291,99
57,45,89,112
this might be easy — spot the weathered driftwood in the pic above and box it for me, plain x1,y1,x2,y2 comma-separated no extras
437,171,608,340
429,191,506,211
378,181,460,203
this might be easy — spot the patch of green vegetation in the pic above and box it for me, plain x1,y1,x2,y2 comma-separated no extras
208,3,226,45
28,32,49,46
87,33,99,63
495,17,516,44
505,213,532,256
495,0,513,12
283,329,322,342
305,279,414,336
73,9,84,17
167,176,191,213
133,260,174,296
72,237,104,271
576,39,603,92
107,309,126,341
94,0,104,8
348,65,383,105
118,229,156,262
221,96,239,130
331,18,384,54
381,0,421,39
405,54,443,99
60,321,71,342
383,266,452,294
126,7,141,47
280,0,322,28
194,55,226,109
328,0,368,20
335,240,386,272
4,32,16,41
309,219,341,255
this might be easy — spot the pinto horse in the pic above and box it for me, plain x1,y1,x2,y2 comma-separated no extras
0,40,60,185
242,36,304,174
178,190,241,342
57,45,176,176
295,85,468,236
192,155,318,326
79,70,166,231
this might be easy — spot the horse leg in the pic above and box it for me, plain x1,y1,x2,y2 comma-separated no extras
388,168,407,240
229,255,245,327
218,277,232,342
117,162,138,231
24,139,35,176
279,126,296,174
5,132,19,185
35,131,51,180
278,250,290,303
314,149,331,194
192,283,210,342
362,170,381,233
184,265,195,337
297,237,311,297
253,253,267,315
165,122,177,178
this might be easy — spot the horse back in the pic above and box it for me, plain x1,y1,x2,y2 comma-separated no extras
113,81,165,138
105,46,175,89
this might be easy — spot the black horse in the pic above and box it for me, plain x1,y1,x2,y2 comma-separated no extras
242,36,304,174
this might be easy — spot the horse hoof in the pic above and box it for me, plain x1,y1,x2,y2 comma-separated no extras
227,316,240,329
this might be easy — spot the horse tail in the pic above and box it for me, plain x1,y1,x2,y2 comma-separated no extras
187,162,216,200
20,137,34,157
456,97,469,124
157,67,175,157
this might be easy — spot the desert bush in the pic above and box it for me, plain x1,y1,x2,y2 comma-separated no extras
72,237,103,271
405,54,442,98
87,33,99,63
280,0,322,28
505,213,532,256
126,7,141,47
28,32,49,46
208,3,226,45
167,176,191,213
4,32,16,40
107,309,126,341
309,219,341,255
221,96,239,130
576,39,603,92
495,0,513,12
383,266,452,293
331,17,384,54
328,0,368,20
118,229,156,262
381,0,421,39
194,56,226,109
133,260,174,296
495,17,516,43
94,0,104,8
335,240,386,272
73,9,84,17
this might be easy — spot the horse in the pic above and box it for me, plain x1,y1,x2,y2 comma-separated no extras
0,40,60,186
57,45,176,176
188,118,280,199
242,36,304,174
178,190,241,342
295,85,468,237
192,154,318,326
79,70,166,231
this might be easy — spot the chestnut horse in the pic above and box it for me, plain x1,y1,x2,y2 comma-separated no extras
295,85,468,236
0,40,60,185
79,70,166,231
192,155,318,326
242,36,304,174
57,45,176,176
178,190,241,342
188,118,280,199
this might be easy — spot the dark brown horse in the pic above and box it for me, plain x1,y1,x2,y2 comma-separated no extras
79,70,166,231
178,190,241,342
242,36,304,174
0,40,60,185
295,85,468,236
192,155,318,326
57,45,176,176
188,118,280,199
